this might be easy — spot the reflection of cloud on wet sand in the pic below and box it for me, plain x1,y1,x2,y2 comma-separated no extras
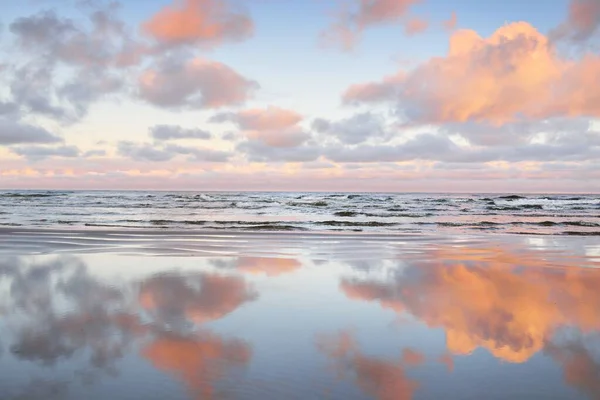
318,332,421,400
143,332,251,400
236,257,302,277
546,335,600,399
139,272,257,325
0,257,256,398
341,244,600,364
438,353,454,372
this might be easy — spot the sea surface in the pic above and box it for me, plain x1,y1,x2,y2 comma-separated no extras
0,190,599,235
0,233,599,399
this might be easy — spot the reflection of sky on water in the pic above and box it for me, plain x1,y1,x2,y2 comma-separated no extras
0,235,599,399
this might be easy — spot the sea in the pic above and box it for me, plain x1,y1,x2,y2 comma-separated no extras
0,190,598,235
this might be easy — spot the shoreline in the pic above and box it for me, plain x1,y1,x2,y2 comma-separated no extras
2,227,599,261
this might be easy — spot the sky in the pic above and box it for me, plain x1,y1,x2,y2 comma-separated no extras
0,0,599,192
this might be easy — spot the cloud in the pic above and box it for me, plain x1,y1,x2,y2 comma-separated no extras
443,11,457,31
324,133,459,162
441,118,593,146
150,125,211,141
551,0,600,42
211,106,303,131
321,0,422,50
117,142,173,162
243,129,311,148
164,144,232,162
404,17,428,35
312,112,391,145
6,6,135,122
11,145,80,161
343,22,600,125
0,101,19,117
139,57,258,109
0,120,62,145
9,7,143,68
83,149,106,158
117,141,231,162
142,0,253,48
237,140,320,162
212,106,308,148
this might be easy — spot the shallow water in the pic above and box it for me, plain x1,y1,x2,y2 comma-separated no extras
1,232,600,399
0,190,599,235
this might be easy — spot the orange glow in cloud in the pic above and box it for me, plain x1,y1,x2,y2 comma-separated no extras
139,273,256,324
546,339,600,399
143,0,253,46
237,106,302,131
443,12,457,31
323,0,422,49
225,106,308,148
438,353,454,372
404,17,428,35
139,57,257,108
401,348,425,366
143,333,251,399
340,244,600,364
237,257,302,277
344,22,600,124
319,332,421,400
552,0,600,41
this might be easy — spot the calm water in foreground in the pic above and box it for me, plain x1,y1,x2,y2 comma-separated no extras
1,230,600,399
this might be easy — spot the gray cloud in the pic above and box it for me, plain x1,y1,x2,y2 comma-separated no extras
0,120,62,145
5,5,141,123
0,101,19,117
138,56,258,109
118,141,231,163
322,130,600,164
11,145,80,161
442,118,594,147
83,149,106,157
163,144,231,162
237,140,320,162
117,142,173,162
150,125,211,141
9,7,143,69
550,0,600,42
324,133,458,163
312,112,391,145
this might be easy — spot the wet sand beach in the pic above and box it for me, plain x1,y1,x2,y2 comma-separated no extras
1,229,599,399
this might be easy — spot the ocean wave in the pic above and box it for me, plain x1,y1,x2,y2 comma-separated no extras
0,193,61,198
319,221,398,227
240,224,306,231
288,201,328,207
334,211,359,217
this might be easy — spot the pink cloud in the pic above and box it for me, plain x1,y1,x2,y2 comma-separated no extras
404,17,428,35
139,57,258,108
443,12,457,31
322,0,422,49
212,106,309,148
237,106,303,130
343,22,600,124
552,0,600,41
143,0,253,47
